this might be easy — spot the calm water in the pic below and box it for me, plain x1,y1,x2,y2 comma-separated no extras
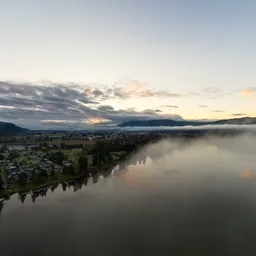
1,136,256,255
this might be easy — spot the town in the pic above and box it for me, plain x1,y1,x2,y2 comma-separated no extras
0,131,164,199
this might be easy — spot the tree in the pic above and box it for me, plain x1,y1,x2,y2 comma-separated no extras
32,170,40,184
19,172,28,186
39,169,48,180
0,176,3,189
92,154,98,167
0,144,8,153
63,165,74,176
50,166,55,177
96,141,108,159
78,155,88,173
8,150,19,160
49,151,66,165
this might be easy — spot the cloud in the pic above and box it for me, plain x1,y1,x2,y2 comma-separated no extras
202,87,222,94
84,88,92,95
92,89,104,97
97,105,114,111
163,105,179,109
111,80,180,99
213,110,225,113
240,87,256,98
197,104,207,108
231,113,247,117
0,81,183,129
188,87,234,99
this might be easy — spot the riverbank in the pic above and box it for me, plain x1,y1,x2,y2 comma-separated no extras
0,160,120,199
0,147,132,200
0,173,88,199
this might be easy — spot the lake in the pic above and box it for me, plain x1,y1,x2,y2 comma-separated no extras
1,135,256,255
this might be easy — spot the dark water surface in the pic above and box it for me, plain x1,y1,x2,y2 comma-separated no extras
1,136,256,255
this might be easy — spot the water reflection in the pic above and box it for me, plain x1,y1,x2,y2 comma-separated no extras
1,136,256,255
62,182,67,192
239,169,256,181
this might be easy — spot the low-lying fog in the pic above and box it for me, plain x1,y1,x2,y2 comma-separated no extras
1,134,256,255
121,124,256,131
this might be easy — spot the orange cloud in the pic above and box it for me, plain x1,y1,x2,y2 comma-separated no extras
84,88,92,95
127,80,143,91
140,89,154,97
87,117,104,124
83,112,105,124
240,87,256,98
41,120,66,123
120,81,167,98
120,81,144,95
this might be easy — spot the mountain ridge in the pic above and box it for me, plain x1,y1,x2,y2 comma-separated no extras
0,122,29,136
1,117,256,134
118,117,256,127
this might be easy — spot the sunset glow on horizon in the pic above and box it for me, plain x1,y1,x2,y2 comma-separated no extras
0,0,256,128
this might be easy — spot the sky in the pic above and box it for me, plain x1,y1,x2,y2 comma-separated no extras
0,0,256,129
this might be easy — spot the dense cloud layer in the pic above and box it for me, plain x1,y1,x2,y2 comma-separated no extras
0,81,182,129
0,80,251,129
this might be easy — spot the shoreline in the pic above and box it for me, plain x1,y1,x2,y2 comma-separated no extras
0,161,119,200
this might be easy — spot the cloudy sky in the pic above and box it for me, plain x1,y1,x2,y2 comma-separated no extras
0,0,256,129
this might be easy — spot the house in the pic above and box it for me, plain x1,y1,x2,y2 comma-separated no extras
5,165,19,174
63,161,72,167
55,165,63,173
3,151,9,158
7,173,19,183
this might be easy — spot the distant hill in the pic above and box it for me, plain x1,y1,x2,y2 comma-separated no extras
118,119,206,127
118,117,256,127
0,122,29,136
212,117,256,125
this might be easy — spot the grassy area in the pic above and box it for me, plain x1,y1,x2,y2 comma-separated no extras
47,140,96,145
16,155,30,163
48,148,83,163
46,148,95,165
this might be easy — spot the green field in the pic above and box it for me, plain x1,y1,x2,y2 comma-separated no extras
48,148,82,163
48,149,93,165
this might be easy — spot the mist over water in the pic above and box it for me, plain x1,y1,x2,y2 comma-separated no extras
1,135,256,255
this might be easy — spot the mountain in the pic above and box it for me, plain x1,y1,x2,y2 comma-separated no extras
118,119,208,127
0,122,29,136
212,117,256,125
118,117,256,127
